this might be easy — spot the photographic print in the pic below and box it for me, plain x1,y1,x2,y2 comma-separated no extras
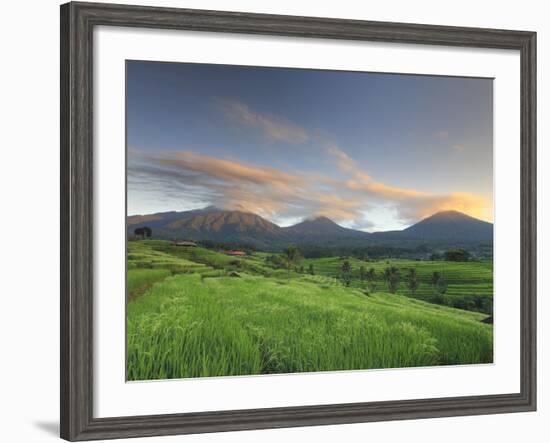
126,61,494,381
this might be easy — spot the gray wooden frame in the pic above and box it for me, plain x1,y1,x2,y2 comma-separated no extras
60,2,536,441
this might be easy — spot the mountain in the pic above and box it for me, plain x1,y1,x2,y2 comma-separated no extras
127,206,217,229
128,207,287,249
401,210,493,242
127,207,493,249
167,209,283,237
283,216,369,242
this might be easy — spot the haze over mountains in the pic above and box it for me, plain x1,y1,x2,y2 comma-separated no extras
127,207,493,250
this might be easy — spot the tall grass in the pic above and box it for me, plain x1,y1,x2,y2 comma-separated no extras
127,273,492,380
127,269,171,300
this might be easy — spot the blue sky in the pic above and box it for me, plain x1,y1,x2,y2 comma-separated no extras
127,60,493,231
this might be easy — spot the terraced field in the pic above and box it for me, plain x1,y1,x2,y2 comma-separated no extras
127,240,493,380
127,240,283,297
303,256,493,313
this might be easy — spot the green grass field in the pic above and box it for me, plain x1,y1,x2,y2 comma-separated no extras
126,240,493,380
303,256,493,313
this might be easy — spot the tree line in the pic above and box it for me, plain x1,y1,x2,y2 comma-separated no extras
338,260,449,298
266,245,449,299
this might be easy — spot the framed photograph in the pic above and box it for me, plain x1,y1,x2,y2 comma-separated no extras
60,2,536,441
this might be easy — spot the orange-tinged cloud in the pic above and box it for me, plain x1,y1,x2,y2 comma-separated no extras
223,187,289,218
146,150,366,223
347,179,429,199
329,147,492,223
311,193,364,220
327,145,357,173
136,143,491,230
425,192,491,221
155,151,303,193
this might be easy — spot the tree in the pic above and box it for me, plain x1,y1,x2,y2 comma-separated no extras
406,268,419,296
437,277,448,295
430,271,447,296
359,266,366,282
430,271,441,290
473,294,485,311
134,226,152,240
283,245,302,279
364,267,376,293
266,254,285,269
341,260,352,287
444,248,471,262
308,264,315,275
360,267,377,294
383,266,400,294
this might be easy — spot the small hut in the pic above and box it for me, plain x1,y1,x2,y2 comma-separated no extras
224,250,247,257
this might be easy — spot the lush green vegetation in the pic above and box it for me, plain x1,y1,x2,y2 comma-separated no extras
302,256,493,314
127,240,493,380
296,242,493,260
128,269,172,301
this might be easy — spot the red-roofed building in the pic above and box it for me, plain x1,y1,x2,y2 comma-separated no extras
224,250,247,256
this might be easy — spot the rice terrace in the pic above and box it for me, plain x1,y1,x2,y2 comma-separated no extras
126,210,493,381
126,61,494,381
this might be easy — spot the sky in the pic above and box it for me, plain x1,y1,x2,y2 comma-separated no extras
127,60,493,232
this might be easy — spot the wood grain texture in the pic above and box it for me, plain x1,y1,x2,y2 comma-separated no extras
60,2,537,441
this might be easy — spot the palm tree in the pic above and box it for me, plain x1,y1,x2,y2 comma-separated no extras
341,260,352,273
430,271,441,293
283,245,302,279
383,266,400,294
341,260,352,286
406,268,419,295
363,267,377,293
430,270,447,300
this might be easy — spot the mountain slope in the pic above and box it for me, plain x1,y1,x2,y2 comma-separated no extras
128,207,493,248
283,216,369,242
401,210,493,242
127,206,216,230
128,207,287,248
167,210,283,237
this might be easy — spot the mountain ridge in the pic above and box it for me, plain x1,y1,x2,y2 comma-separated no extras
282,215,369,241
127,207,492,248
401,210,493,241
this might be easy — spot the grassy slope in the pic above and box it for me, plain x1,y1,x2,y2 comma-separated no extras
303,256,493,311
127,241,493,380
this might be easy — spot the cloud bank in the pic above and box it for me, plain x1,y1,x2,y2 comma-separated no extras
128,99,491,230
129,145,489,231
131,149,366,224
327,145,490,223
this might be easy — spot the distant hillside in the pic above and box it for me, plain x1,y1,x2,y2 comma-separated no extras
282,216,369,242
401,210,493,242
127,207,492,250
128,207,287,249
127,206,216,229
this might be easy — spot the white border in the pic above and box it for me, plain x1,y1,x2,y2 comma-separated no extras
94,26,521,418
